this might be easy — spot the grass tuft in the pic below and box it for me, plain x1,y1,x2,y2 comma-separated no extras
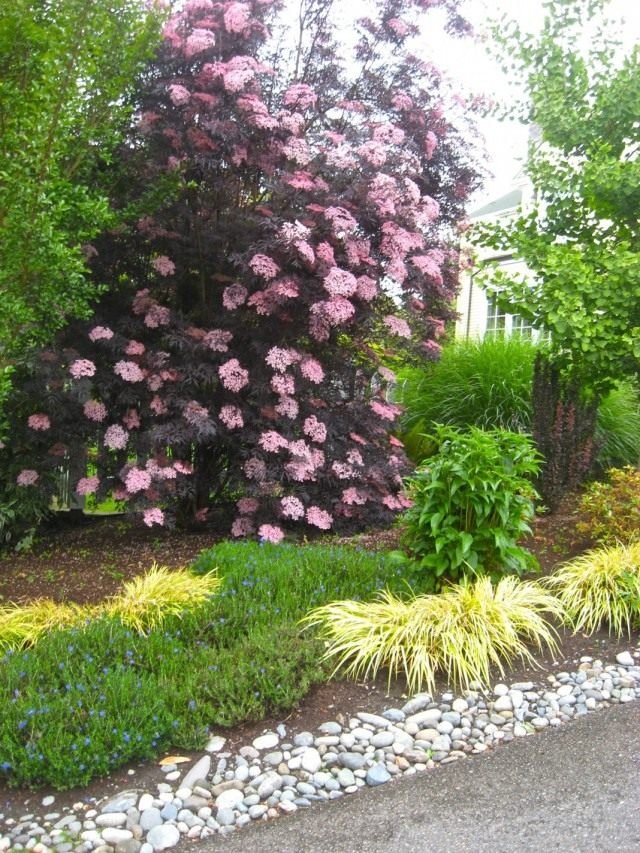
303,575,561,695
106,563,220,634
0,600,95,650
545,542,640,637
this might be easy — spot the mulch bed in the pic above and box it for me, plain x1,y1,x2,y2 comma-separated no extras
0,492,633,819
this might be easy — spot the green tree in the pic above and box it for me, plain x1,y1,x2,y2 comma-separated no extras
475,0,640,506
0,0,162,359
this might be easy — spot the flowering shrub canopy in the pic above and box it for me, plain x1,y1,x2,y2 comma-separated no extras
7,0,479,538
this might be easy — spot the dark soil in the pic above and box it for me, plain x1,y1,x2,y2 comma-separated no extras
0,492,633,823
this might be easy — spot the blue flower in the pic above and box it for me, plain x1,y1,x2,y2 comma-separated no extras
17,720,27,730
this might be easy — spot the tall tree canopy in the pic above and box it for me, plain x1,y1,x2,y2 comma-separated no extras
7,0,480,539
0,0,162,356
474,0,640,505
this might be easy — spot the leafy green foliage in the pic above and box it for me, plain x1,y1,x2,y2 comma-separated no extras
400,426,541,590
303,576,561,694
577,467,640,546
0,542,423,788
0,0,162,355
546,541,640,637
475,0,640,395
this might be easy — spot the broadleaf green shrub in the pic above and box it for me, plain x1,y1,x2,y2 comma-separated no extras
399,426,541,590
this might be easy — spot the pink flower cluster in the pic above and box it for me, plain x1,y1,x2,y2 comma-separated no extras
282,83,317,110
84,400,107,422
222,284,248,310
125,340,145,356
203,329,233,352
69,359,96,379
299,357,324,384
125,467,152,494
152,255,176,276
17,469,38,487
275,396,299,419
303,415,327,444
237,497,259,514
122,409,141,430
323,267,358,297
76,476,99,496
249,253,280,280
265,347,298,372
28,414,50,431
143,508,165,527
219,404,244,429
306,506,333,530
258,524,284,543
168,84,191,106
219,358,249,391
271,373,295,395
223,2,251,33
323,206,357,234
342,487,367,505
231,516,254,537
114,360,145,383
104,424,129,450
185,28,216,57
88,326,114,342
144,304,171,328
280,496,304,519
384,315,412,338
370,400,402,420
259,430,289,452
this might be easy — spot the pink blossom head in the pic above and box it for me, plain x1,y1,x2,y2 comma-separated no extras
237,497,259,514
219,404,244,429
231,516,254,538
125,340,145,356
223,2,251,33
152,255,176,276
323,267,358,297
17,469,39,487
69,359,96,379
125,467,152,494
305,506,333,530
303,415,327,444
275,396,299,419
218,358,249,391
143,508,165,527
243,457,267,481
222,283,248,310
144,304,171,328
168,84,191,106
104,424,129,450
28,413,50,431
183,400,210,425
122,409,141,430
282,83,317,110
265,347,298,372
384,315,412,338
299,357,324,384
280,496,305,519
76,476,99,496
249,254,280,280
83,400,107,422
114,360,145,383
88,326,114,342
258,524,284,544
203,329,233,352
185,28,216,57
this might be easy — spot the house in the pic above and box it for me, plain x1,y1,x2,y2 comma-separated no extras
455,174,545,341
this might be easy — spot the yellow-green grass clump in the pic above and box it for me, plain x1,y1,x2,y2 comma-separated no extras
0,564,220,650
0,599,95,650
303,576,562,695
546,541,640,637
106,563,220,634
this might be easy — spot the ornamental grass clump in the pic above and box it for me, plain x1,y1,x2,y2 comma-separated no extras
106,563,220,634
546,542,640,637
303,576,562,695
0,599,93,650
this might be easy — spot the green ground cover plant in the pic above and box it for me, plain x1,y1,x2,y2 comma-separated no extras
398,426,541,590
0,543,421,789
303,575,561,695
